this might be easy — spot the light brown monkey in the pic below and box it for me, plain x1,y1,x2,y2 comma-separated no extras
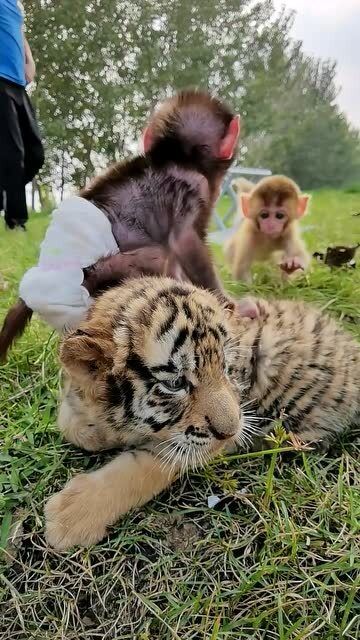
226,175,310,283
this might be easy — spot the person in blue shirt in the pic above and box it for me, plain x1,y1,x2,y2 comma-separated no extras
0,0,44,230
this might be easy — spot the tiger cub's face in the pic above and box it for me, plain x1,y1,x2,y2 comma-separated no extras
60,278,243,470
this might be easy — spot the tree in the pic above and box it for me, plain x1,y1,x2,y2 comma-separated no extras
25,0,359,192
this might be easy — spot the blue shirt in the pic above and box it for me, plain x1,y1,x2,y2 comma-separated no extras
0,0,25,86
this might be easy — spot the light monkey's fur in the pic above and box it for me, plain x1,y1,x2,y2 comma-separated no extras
226,176,311,283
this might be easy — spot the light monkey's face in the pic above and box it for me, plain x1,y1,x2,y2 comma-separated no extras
257,202,290,238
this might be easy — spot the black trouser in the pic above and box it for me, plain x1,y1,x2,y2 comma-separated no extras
0,78,44,228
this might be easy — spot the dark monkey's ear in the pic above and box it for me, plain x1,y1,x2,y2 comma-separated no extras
142,125,153,153
217,116,241,160
60,328,115,392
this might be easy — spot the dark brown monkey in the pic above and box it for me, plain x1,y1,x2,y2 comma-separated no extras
81,90,240,289
0,89,242,361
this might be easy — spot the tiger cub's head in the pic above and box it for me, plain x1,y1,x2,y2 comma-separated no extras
60,277,244,468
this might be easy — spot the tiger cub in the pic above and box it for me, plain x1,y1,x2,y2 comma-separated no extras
45,277,360,550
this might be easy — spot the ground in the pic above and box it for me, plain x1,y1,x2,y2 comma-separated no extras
0,189,359,639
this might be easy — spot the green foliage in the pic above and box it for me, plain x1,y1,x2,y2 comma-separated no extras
243,46,360,189
345,182,360,194
25,1,359,191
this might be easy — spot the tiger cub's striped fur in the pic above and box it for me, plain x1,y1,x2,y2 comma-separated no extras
227,298,359,445
45,277,360,550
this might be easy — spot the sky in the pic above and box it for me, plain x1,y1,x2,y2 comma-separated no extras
273,0,360,128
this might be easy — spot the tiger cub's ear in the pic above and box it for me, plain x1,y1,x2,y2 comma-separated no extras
60,328,115,392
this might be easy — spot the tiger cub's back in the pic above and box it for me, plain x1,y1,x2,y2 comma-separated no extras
232,299,360,445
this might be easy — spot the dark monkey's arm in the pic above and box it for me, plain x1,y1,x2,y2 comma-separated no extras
170,226,222,291
171,227,258,314
82,246,169,296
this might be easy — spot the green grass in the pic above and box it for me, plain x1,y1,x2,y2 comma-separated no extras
0,190,360,639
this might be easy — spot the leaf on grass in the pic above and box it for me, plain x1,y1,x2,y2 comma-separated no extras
2,508,28,566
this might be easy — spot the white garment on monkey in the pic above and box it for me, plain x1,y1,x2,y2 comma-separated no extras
19,196,119,332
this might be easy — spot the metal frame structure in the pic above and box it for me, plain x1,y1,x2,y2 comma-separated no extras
210,166,271,244
214,166,271,230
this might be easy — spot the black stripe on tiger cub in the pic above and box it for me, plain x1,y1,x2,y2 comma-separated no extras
106,373,134,418
143,416,166,431
158,286,190,299
208,326,222,343
126,352,153,382
284,363,333,417
192,327,206,343
249,327,262,386
283,380,319,418
151,363,177,375
135,296,163,328
204,305,215,316
312,315,324,336
111,286,149,328
157,300,179,339
182,300,193,321
171,327,189,356
262,364,312,419
217,324,227,337
283,377,334,433
308,363,335,375
332,363,350,407
311,316,325,358
145,406,185,431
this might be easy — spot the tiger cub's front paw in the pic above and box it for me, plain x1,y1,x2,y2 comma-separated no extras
44,474,108,550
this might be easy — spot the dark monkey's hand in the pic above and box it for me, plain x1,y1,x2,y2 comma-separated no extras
83,246,171,296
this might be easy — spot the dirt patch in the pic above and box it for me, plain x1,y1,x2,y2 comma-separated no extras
159,514,201,552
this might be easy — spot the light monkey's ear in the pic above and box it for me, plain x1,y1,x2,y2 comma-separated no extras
297,194,311,218
240,193,251,218
217,115,241,160
60,328,115,392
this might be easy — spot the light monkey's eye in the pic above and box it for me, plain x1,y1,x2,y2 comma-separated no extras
259,211,269,219
159,377,188,393
275,211,285,220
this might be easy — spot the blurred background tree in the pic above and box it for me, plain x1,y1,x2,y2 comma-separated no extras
25,0,360,196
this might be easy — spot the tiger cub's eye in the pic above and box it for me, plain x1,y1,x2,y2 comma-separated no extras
161,377,187,392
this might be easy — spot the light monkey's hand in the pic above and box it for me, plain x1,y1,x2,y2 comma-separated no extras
280,256,306,274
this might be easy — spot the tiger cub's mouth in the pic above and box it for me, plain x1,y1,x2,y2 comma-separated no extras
155,414,245,473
